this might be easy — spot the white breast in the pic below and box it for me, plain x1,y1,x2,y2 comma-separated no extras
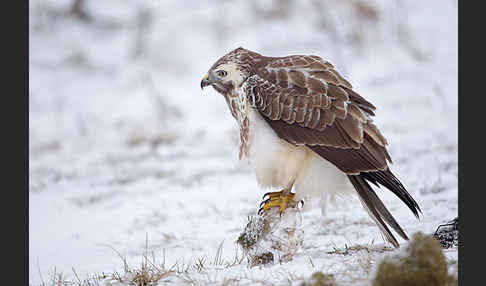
245,108,355,215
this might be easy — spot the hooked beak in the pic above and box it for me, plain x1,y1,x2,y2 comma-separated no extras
201,73,211,90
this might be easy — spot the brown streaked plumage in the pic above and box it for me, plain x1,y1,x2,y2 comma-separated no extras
201,47,421,248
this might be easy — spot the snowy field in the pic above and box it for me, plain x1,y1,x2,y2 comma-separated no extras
29,0,458,285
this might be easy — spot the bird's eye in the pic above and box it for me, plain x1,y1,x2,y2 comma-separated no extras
216,70,228,77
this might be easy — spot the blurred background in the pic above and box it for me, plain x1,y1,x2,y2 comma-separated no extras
29,0,457,284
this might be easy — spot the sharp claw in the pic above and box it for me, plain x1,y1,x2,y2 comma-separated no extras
260,198,271,208
262,192,272,199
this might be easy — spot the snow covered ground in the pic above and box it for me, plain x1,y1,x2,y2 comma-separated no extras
29,0,458,285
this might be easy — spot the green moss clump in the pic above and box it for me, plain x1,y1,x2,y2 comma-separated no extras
300,272,336,286
372,232,448,286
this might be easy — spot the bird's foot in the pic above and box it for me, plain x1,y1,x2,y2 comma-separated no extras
258,191,301,216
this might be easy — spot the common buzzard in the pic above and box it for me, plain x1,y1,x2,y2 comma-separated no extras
201,47,421,248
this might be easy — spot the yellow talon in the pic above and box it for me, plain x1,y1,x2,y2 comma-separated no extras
259,191,298,216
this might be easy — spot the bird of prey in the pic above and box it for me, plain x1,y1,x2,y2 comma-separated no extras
201,47,421,248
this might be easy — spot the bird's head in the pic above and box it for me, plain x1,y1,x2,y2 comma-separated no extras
201,47,261,94
200,62,244,94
